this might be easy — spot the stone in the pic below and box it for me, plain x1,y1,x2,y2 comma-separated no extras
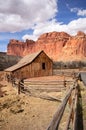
7,31,86,61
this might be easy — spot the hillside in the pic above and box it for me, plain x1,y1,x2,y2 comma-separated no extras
7,31,86,61
0,52,21,70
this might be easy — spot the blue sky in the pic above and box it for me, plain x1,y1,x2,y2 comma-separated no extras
0,0,86,52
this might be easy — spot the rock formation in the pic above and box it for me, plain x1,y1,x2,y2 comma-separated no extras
7,31,86,61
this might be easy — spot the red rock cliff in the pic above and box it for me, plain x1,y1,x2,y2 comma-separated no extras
7,31,86,61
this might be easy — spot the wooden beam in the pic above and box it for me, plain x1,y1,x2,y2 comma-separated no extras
47,86,75,130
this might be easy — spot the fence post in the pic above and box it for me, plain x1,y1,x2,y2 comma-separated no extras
18,79,25,94
47,87,74,130
68,92,74,123
18,80,21,94
64,80,66,87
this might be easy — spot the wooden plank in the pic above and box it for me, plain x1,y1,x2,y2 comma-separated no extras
65,101,74,130
47,86,75,130
73,87,78,130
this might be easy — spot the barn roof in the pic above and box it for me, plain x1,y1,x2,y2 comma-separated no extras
5,50,52,72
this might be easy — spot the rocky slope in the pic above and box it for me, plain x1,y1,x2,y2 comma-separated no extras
0,52,21,70
7,31,86,61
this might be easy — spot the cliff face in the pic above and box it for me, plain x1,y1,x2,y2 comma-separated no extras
7,39,26,56
7,31,86,61
7,39,36,56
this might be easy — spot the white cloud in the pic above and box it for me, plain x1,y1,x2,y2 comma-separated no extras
22,18,86,41
68,18,86,34
0,0,86,42
69,6,86,17
77,9,86,16
0,0,58,32
22,34,38,41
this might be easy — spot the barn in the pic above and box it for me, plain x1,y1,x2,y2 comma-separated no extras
4,50,53,79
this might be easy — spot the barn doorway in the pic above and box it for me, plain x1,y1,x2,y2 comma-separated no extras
42,63,46,70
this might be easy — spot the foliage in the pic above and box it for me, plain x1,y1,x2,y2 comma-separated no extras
53,61,86,69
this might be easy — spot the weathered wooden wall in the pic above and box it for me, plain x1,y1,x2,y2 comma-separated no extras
12,52,53,79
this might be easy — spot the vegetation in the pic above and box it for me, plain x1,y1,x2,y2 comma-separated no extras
0,52,21,70
53,61,86,69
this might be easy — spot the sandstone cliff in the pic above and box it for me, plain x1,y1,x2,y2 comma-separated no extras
7,31,86,61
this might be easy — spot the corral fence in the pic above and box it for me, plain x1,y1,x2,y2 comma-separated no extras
47,79,80,130
6,72,81,130
6,72,77,97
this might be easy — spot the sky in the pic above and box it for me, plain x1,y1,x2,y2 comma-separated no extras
0,0,86,52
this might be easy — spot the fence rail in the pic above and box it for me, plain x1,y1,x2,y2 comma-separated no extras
47,80,79,130
6,73,79,130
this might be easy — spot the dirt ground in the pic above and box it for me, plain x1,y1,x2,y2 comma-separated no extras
0,73,63,130
0,71,76,130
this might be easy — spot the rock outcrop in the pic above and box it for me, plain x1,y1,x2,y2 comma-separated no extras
7,31,86,61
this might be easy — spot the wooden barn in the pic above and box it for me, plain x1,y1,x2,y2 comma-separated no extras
4,50,53,79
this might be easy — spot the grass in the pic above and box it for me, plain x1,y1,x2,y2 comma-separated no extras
78,80,86,125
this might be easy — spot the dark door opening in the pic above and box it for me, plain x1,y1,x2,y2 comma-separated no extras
42,63,45,70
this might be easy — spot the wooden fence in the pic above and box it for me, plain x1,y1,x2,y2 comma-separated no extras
46,79,79,130
6,73,80,130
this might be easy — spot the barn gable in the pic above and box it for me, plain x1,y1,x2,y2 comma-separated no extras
5,51,53,79
5,51,51,71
